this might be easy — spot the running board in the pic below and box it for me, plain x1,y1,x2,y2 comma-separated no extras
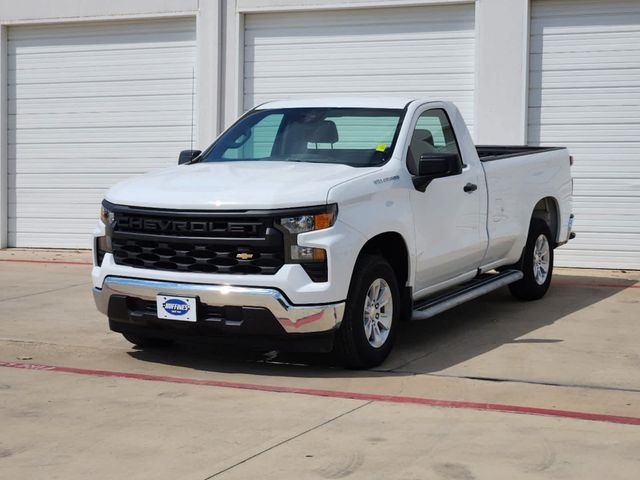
411,269,523,321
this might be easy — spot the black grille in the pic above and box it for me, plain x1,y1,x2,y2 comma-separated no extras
109,209,284,275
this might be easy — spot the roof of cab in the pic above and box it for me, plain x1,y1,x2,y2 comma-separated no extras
254,96,425,110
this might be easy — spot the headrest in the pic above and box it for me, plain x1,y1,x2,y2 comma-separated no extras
411,129,434,147
308,120,339,144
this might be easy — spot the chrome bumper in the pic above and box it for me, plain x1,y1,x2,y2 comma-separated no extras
93,276,345,334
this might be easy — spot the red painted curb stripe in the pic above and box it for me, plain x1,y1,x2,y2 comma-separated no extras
0,258,92,266
1,361,639,426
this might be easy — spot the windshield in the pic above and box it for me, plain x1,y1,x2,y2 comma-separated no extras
200,107,404,167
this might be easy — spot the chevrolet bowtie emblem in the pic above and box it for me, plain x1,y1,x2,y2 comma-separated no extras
236,252,254,260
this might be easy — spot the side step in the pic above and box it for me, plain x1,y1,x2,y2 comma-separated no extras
411,269,523,321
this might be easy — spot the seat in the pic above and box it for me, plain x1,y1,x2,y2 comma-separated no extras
308,120,339,147
408,128,436,168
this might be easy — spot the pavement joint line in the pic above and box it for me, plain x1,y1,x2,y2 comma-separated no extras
393,370,640,394
1,360,639,426
202,401,373,479
0,282,91,303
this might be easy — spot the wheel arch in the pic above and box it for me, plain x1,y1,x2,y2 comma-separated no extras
356,231,413,320
532,197,560,246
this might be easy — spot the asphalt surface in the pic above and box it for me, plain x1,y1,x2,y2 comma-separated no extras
0,248,639,479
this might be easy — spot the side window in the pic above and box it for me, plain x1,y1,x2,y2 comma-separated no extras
410,109,462,162
222,113,284,160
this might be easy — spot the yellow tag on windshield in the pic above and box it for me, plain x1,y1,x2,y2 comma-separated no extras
376,144,387,152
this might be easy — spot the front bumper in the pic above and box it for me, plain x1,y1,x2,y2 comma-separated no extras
93,276,345,336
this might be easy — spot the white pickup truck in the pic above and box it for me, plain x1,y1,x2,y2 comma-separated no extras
92,98,573,368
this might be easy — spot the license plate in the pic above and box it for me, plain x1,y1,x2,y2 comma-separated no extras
156,295,197,322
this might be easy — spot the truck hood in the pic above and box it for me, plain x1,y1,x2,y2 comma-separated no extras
105,161,373,210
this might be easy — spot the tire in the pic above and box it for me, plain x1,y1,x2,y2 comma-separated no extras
508,218,554,301
122,333,174,348
334,255,400,369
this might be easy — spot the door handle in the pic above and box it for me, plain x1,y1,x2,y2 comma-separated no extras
464,182,478,193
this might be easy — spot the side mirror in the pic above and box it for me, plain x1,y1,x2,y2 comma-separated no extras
409,152,461,191
178,149,201,165
417,153,459,176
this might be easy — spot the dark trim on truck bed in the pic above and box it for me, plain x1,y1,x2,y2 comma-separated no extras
476,145,566,162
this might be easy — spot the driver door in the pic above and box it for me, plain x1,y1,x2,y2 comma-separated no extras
409,107,488,294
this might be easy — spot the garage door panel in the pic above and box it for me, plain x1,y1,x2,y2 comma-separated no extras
533,0,640,15
9,142,189,160
244,5,473,30
529,69,640,89
9,61,195,84
8,23,194,52
529,106,640,124
569,165,640,179
11,45,193,69
529,87,640,107
246,28,474,47
556,251,640,270
10,78,194,100
245,74,474,91
9,217,102,234
530,50,640,70
248,59,474,77
10,189,108,206
244,5,475,131
528,124,640,143
11,203,105,220
572,178,640,197
8,17,196,248
11,111,192,129
8,95,191,115
9,158,177,175
10,126,192,145
10,174,135,190
246,41,474,62
8,232,95,249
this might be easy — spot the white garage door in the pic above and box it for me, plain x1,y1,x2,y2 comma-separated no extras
529,0,640,269
244,4,475,133
8,18,196,248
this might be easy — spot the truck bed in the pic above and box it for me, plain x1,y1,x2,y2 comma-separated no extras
476,145,565,162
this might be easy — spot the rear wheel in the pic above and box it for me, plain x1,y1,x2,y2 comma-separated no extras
122,333,174,348
334,255,400,369
509,218,554,300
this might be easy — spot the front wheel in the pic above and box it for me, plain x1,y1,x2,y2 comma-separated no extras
334,255,400,369
509,218,554,301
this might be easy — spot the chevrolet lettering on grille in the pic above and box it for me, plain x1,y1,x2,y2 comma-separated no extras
117,217,260,236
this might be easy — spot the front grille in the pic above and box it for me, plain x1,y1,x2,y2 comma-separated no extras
112,238,283,274
109,208,284,275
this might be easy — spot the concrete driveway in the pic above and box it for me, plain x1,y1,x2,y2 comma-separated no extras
0,249,639,479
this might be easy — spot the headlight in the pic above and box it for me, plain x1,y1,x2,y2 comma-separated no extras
100,204,114,225
279,204,337,234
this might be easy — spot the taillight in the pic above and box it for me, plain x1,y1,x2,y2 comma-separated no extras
569,155,574,166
